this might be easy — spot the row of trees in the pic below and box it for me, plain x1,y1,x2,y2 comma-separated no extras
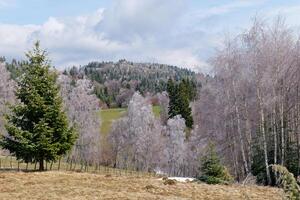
0,43,197,176
193,17,300,184
66,59,197,108
108,92,192,176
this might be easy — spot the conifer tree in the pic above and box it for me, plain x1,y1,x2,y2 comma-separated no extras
167,78,194,128
178,80,194,128
0,42,77,171
198,143,233,184
167,78,179,118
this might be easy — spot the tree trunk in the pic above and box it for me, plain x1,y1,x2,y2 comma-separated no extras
233,80,249,175
39,158,44,171
245,100,253,169
273,108,277,164
257,87,271,185
280,100,285,165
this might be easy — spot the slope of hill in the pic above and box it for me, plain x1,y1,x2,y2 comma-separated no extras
80,59,198,107
0,171,284,200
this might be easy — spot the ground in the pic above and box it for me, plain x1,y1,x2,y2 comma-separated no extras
0,171,284,200
100,106,161,136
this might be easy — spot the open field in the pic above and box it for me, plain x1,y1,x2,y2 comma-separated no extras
100,106,161,136
0,171,284,200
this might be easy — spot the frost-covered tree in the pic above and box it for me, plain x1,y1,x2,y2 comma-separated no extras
0,63,15,132
0,62,15,155
162,115,186,176
109,117,129,167
58,75,101,165
109,92,162,171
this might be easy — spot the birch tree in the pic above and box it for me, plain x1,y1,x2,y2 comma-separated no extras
58,75,101,165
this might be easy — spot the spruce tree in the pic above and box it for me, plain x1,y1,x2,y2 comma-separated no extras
167,78,194,128
167,78,179,118
0,42,77,171
178,80,193,128
198,143,233,184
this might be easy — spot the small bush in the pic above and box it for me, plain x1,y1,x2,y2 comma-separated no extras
164,179,176,185
144,185,156,190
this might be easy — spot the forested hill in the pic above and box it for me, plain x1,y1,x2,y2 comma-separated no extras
65,59,201,108
3,58,202,108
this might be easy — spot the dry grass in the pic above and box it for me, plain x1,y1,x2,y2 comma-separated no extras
0,171,284,200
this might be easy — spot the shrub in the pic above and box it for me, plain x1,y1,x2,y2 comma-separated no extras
164,179,176,185
144,185,156,190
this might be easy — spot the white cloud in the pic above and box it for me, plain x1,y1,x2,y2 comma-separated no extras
189,0,267,20
98,0,186,42
154,49,210,72
0,24,39,57
0,0,211,72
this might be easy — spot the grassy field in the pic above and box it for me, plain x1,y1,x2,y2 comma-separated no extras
0,171,284,200
100,106,161,136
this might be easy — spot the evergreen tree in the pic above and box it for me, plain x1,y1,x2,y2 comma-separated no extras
198,143,233,184
178,80,193,128
167,78,180,118
167,78,194,128
0,42,77,171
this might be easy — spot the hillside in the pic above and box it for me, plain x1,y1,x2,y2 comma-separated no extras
79,59,198,108
0,171,284,200
5,59,200,108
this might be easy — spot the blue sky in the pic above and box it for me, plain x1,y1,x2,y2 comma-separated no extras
1,0,300,72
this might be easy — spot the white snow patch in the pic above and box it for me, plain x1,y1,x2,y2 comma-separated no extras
159,177,195,182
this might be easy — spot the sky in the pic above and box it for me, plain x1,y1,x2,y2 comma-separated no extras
1,0,300,72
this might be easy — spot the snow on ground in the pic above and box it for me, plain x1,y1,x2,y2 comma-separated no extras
159,177,196,182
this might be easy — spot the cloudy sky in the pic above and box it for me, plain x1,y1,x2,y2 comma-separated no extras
1,0,300,72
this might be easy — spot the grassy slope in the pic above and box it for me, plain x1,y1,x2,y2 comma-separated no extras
100,106,161,136
0,171,284,200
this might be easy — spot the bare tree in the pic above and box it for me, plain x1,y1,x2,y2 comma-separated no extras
58,75,101,165
0,62,15,155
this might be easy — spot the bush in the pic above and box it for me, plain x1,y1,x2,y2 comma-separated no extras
164,179,177,185
197,143,233,185
271,165,300,200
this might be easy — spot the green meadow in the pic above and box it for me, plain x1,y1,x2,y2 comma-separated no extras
99,106,161,136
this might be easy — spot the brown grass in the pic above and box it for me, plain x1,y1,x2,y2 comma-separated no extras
0,171,284,200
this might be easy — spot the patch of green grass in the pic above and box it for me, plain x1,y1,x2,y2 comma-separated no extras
152,106,161,118
99,108,126,136
100,106,161,136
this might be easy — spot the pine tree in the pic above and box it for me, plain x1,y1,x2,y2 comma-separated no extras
0,42,77,171
178,80,193,128
167,78,194,128
198,143,233,184
167,78,179,118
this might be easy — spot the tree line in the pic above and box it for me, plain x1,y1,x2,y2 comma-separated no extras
193,17,300,185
